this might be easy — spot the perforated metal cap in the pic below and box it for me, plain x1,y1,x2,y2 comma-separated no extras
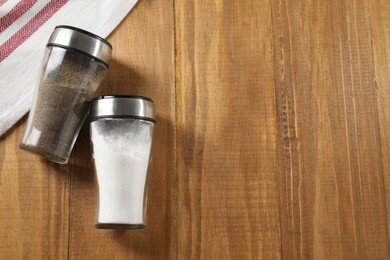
90,95,156,123
47,25,112,67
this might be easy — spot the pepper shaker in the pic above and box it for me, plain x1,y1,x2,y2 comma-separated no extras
20,25,112,164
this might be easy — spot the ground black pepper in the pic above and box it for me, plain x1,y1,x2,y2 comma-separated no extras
21,47,106,163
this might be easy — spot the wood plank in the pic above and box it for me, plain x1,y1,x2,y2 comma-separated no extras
272,0,389,258
0,119,69,259
370,0,390,243
175,1,281,259
69,0,176,259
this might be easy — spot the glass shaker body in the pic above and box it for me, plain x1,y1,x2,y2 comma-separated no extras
20,26,112,164
89,96,156,229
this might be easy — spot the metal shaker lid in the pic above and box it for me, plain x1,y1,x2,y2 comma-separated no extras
90,95,156,123
47,25,112,68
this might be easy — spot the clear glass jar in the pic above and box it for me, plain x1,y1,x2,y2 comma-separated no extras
90,95,156,229
20,26,112,164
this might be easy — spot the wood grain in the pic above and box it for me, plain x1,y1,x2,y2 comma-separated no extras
0,120,69,258
370,0,390,244
273,0,389,258
0,0,390,259
175,1,281,259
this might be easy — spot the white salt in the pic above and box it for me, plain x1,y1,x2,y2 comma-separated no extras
90,119,153,225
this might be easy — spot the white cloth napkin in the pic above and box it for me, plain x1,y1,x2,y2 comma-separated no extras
0,0,138,136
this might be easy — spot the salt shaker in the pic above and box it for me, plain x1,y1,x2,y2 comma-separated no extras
20,25,112,164
89,95,156,229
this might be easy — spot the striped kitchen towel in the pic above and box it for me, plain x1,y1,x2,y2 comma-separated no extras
0,0,138,136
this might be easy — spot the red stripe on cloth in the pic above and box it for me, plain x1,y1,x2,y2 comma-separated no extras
0,0,8,6
0,0,68,62
0,0,38,33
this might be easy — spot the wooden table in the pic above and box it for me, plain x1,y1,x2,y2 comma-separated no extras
1,0,390,259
